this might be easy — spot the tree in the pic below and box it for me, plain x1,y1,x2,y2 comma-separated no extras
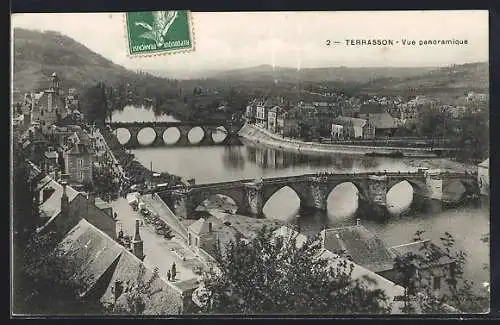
393,230,489,314
13,230,102,315
106,266,161,315
199,226,391,314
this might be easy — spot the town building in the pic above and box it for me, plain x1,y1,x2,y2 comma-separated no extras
334,116,375,139
478,158,489,196
386,240,456,299
276,111,300,138
29,162,116,240
30,73,69,126
62,130,96,184
320,225,395,275
255,101,268,129
366,112,399,137
245,101,257,123
331,123,344,140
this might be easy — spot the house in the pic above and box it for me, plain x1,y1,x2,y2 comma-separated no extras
366,112,399,137
30,73,69,126
331,124,344,140
245,102,257,122
277,111,300,137
268,106,286,134
385,240,456,299
478,158,489,196
41,147,59,173
334,116,375,139
320,225,395,275
63,139,96,184
53,218,194,314
30,162,116,240
255,102,268,129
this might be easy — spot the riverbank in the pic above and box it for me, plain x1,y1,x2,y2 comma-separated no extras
238,123,443,158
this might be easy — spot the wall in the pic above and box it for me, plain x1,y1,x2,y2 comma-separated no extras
64,152,94,183
70,195,117,239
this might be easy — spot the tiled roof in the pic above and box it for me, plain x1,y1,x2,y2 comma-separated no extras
316,249,408,314
367,112,398,129
321,225,395,273
36,175,81,228
334,116,368,128
389,240,454,269
100,247,186,315
58,219,188,315
57,218,123,296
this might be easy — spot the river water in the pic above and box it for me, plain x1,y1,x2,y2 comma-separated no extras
112,106,490,293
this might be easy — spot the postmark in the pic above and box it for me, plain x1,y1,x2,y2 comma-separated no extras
125,11,194,57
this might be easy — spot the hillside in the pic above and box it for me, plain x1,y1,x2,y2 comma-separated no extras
213,64,437,84
359,62,489,97
13,28,136,96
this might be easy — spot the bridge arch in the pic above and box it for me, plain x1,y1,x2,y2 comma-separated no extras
115,128,131,145
326,182,362,218
194,194,239,214
442,178,478,203
212,126,228,144
188,187,247,216
187,126,206,144
262,185,306,220
386,180,416,215
137,127,157,146
163,127,181,145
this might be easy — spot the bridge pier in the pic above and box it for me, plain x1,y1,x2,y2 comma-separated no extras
126,128,140,148
244,181,265,218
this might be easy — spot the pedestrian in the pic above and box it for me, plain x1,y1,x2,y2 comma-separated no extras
167,270,171,281
171,262,177,280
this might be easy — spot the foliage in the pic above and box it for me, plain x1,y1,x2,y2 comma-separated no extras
392,230,489,314
92,164,120,202
107,266,161,315
13,230,103,315
200,226,391,314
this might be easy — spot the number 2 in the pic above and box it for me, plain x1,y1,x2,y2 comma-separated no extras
326,40,331,46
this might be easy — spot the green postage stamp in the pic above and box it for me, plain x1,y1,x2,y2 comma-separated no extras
125,11,194,56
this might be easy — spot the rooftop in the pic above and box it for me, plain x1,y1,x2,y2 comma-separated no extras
321,225,395,273
389,240,455,269
479,158,489,168
334,116,368,128
367,112,398,129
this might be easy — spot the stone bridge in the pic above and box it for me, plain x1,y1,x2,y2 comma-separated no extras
106,121,242,148
157,170,479,220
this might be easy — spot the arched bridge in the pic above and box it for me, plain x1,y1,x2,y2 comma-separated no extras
106,121,242,148
156,170,479,220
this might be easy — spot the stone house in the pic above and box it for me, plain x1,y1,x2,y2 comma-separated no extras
276,111,300,137
366,112,399,137
385,240,456,299
478,158,489,196
334,116,375,139
63,138,96,184
30,163,117,240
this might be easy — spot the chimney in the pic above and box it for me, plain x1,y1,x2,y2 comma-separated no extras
132,219,144,261
208,222,212,233
60,181,69,217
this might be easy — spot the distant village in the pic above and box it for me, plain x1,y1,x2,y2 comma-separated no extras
244,89,488,141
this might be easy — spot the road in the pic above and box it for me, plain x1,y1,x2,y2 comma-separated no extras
111,197,203,286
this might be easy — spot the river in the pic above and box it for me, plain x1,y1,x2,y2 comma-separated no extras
111,106,490,294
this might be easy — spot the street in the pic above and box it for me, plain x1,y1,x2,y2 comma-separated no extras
111,197,204,285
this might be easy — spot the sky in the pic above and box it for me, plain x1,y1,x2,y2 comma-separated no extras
12,11,489,75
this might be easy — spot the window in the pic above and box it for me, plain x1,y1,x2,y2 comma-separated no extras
195,237,198,247
80,170,84,181
78,159,84,168
433,276,441,290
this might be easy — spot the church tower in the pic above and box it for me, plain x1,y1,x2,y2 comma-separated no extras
50,72,60,95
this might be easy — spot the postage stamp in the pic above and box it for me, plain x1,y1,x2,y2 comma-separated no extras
125,10,194,56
